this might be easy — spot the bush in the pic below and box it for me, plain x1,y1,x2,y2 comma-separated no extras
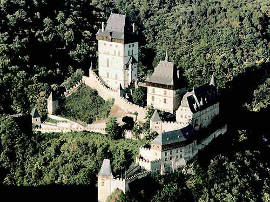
59,85,113,124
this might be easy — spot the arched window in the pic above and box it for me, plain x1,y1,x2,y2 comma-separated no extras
106,58,109,68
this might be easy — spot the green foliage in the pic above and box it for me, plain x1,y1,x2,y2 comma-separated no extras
106,117,122,140
61,69,83,91
60,85,113,124
0,0,101,114
251,78,270,112
0,114,144,186
132,86,146,107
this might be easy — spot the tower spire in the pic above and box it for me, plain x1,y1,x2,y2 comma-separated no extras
165,50,168,62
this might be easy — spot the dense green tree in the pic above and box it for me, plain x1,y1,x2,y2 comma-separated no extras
105,117,122,140
132,86,147,107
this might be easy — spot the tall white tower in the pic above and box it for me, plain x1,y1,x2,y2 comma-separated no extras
96,13,138,89
98,159,113,202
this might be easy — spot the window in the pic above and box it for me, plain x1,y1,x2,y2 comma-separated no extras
132,44,134,47
152,88,155,93
118,51,120,56
170,157,172,160
152,96,155,102
114,50,116,55
128,50,130,55
165,158,167,161
107,72,109,78
176,150,178,153
115,74,117,80
170,151,172,155
106,58,109,68
164,98,166,104
164,90,167,95
165,152,167,156
131,50,133,55
101,180,104,186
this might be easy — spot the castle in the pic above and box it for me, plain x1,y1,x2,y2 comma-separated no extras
96,13,138,90
97,14,227,202
28,13,227,202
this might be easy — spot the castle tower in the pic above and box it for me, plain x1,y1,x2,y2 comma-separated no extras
98,159,113,202
47,91,58,115
96,13,138,90
31,107,41,128
150,110,162,134
146,54,181,113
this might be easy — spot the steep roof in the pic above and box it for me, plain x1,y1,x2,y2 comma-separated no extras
96,13,134,41
151,110,161,122
98,159,112,176
180,76,218,113
151,125,196,146
146,61,178,86
31,108,40,118
106,13,126,33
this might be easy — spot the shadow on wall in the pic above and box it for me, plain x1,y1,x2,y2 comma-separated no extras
0,184,97,201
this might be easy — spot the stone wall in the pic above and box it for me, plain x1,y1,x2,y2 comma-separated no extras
124,130,147,140
83,71,147,122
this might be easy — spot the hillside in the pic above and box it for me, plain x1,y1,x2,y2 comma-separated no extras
1,0,270,201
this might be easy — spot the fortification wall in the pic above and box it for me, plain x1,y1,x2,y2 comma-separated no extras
83,71,147,122
64,80,83,97
124,130,147,140
111,178,127,194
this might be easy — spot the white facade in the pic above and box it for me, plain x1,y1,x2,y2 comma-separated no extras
147,87,180,113
98,159,129,202
98,40,138,89
137,125,227,174
176,103,220,128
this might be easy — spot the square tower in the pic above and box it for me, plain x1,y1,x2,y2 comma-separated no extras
146,60,181,113
96,13,138,89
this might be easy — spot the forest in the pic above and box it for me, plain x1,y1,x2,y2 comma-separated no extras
1,0,270,201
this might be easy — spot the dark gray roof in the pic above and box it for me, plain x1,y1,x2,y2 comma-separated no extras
98,159,112,176
97,13,134,40
180,82,218,113
106,13,126,33
151,110,161,122
31,108,40,118
151,125,196,145
146,61,177,86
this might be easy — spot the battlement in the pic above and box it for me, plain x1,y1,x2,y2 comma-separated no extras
83,71,147,122
64,80,83,97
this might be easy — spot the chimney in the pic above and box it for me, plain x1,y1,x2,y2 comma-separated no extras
102,22,104,32
132,23,135,32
